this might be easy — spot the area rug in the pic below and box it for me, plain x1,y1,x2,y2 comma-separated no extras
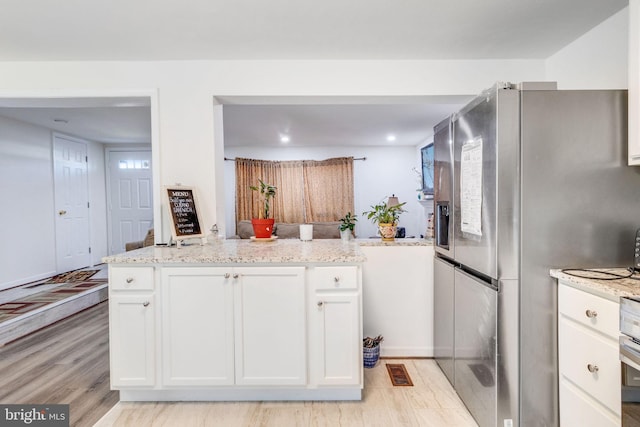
0,276,107,323
39,269,99,285
386,363,413,386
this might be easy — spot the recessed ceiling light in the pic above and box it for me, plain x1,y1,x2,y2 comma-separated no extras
280,135,290,143
387,134,396,142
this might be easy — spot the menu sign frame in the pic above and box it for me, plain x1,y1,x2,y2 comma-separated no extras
164,185,205,242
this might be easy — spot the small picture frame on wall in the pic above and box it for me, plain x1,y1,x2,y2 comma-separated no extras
164,185,205,244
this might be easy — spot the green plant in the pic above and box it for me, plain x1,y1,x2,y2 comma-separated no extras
338,212,358,232
363,201,406,225
249,179,277,219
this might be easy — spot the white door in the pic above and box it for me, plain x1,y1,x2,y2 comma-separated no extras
107,150,153,254
53,134,91,273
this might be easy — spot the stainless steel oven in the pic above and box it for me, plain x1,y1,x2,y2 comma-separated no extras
620,297,640,426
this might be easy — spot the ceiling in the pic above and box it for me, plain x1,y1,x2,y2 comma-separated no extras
0,0,626,61
0,0,627,146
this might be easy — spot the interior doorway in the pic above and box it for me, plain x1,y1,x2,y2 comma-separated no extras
53,133,91,272
106,148,154,254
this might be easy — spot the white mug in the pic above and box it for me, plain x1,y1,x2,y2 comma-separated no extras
300,224,313,241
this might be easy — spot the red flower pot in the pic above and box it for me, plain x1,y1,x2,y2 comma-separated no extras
251,218,275,238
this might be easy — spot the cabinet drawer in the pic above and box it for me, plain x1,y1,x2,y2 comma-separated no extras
558,283,619,338
313,266,358,290
110,266,154,291
559,379,619,427
559,317,620,414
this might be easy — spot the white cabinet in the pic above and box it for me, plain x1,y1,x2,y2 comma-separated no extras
109,266,156,388
160,266,306,387
558,282,620,426
630,0,640,165
233,266,306,385
108,261,363,400
161,267,234,386
309,266,362,386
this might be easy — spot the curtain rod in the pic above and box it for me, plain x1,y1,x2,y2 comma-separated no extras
224,157,366,161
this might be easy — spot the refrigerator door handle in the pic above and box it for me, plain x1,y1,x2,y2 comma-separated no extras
454,265,499,291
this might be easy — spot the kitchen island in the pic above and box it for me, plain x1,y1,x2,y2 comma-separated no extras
103,239,365,402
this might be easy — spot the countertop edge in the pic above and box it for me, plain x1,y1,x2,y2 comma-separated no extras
551,268,640,302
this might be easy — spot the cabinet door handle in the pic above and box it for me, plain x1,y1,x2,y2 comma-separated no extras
317,301,324,308
585,309,598,318
126,277,134,283
224,273,230,279
143,301,150,307
587,364,599,373
233,274,239,279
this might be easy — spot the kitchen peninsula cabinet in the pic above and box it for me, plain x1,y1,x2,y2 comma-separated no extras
161,266,306,387
109,266,156,388
104,239,365,401
309,266,361,386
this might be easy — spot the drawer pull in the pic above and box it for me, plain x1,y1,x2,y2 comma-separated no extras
126,277,134,284
317,301,324,308
224,273,231,279
233,274,239,279
587,364,599,373
585,309,598,318
334,276,340,283
142,301,150,307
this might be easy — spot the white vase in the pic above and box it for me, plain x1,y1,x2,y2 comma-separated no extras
340,229,351,242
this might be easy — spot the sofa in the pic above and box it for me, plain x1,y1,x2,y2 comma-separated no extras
235,220,341,239
125,228,155,251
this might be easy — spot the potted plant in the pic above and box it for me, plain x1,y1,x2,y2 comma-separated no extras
249,179,277,238
363,200,406,241
338,212,358,241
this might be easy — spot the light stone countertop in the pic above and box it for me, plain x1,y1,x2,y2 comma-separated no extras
103,238,366,265
356,237,433,247
550,268,640,302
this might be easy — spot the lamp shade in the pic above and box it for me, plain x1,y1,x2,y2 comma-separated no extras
386,195,400,207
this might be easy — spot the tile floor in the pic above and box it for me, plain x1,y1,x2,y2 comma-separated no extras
95,358,478,426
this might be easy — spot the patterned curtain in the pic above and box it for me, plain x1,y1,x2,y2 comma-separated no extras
303,157,354,222
235,157,354,225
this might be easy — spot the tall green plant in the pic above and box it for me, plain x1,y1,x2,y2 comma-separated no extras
363,202,406,225
249,179,277,219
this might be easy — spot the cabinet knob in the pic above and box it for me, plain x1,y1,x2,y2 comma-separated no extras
317,301,324,308
58,210,67,216
585,309,598,318
334,276,340,283
233,274,239,279
126,277,134,284
587,364,599,373
142,301,150,307
224,273,231,279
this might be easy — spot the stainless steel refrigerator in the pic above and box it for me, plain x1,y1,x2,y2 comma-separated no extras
433,82,640,427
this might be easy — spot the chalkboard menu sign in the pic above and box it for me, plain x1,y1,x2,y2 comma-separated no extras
164,186,204,241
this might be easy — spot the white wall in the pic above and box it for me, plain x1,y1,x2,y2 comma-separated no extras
0,59,547,243
0,116,57,289
546,7,628,89
0,115,108,289
225,145,431,238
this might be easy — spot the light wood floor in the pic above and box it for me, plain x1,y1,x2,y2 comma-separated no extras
0,298,478,427
0,301,118,427
96,359,478,427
